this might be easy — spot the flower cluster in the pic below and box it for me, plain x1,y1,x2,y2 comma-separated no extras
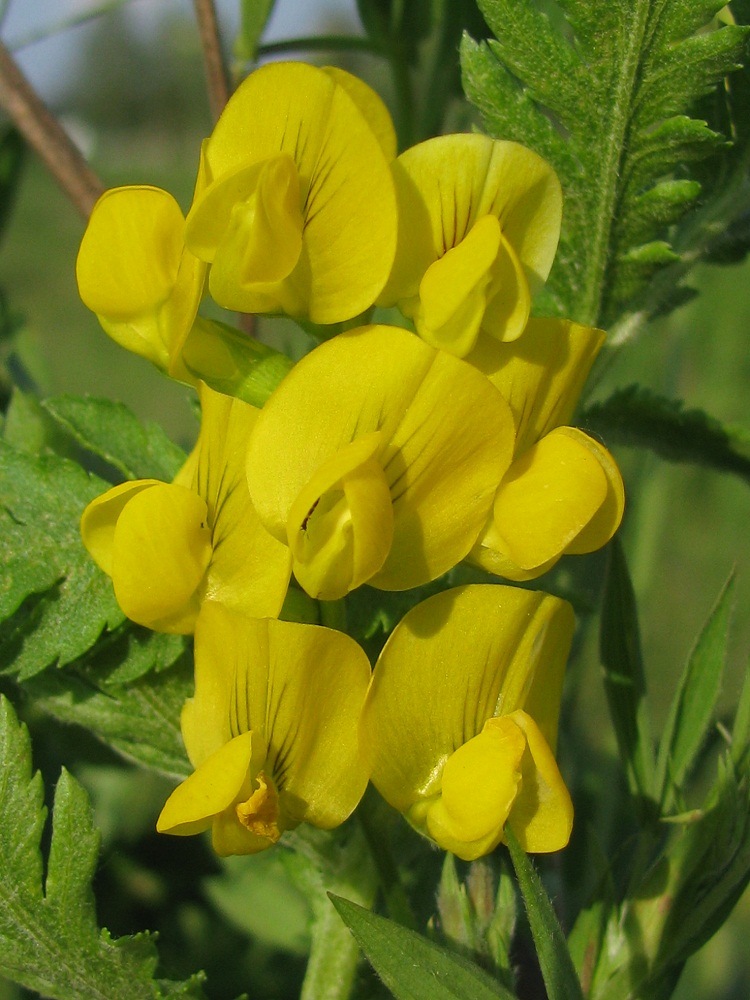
77,62,624,860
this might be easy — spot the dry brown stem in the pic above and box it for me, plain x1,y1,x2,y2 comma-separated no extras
0,41,104,219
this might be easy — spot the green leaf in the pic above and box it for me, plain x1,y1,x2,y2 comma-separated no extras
583,385,750,484
330,895,516,1000
505,830,585,1000
43,395,187,483
0,695,205,999
0,438,124,679
655,575,735,809
732,659,750,764
21,651,193,780
234,0,277,61
461,1,748,326
600,537,656,809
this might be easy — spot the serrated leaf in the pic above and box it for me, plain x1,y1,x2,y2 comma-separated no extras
330,895,516,1000
505,830,585,1000
655,576,735,810
43,395,187,483
0,439,124,678
583,385,750,483
600,537,656,809
0,695,205,999
461,1,749,326
21,651,193,780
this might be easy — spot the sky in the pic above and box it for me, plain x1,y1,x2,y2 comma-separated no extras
1,0,361,100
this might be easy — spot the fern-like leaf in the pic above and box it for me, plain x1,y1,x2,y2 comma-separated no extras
461,0,749,328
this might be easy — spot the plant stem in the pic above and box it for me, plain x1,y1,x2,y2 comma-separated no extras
0,42,103,218
192,0,230,123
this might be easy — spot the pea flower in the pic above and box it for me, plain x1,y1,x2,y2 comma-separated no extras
157,602,372,855
80,384,291,633
466,318,625,581
77,180,207,378
379,134,562,356
184,62,398,325
360,584,575,861
245,324,516,601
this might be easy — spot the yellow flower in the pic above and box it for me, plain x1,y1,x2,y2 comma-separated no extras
467,319,625,581
80,383,291,632
185,62,398,325
360,585,575,861
157,603,372,855
245,324,516,600
379,134,562,356
77,183,206,378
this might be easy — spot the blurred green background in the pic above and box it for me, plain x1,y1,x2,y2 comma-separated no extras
1,3,749,998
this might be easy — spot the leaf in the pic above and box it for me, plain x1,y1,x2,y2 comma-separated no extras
0,438,124,679
655,575,735,810
0,695,205,999
600,537,656,810
21,651,194,781
583,385,750,483
505,830,585,1000
235,0,277,61
43,395,187,483
330,895,517,1000
461,1,749,327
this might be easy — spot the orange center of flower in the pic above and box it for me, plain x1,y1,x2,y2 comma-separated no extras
235,770,281,842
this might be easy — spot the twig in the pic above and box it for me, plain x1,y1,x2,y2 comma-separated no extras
193,0,230,124
0,41,104,218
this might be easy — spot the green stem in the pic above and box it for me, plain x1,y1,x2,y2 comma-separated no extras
357,786,417,929
284,824,378,1000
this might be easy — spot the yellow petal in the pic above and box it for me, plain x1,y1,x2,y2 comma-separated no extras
186,384,292,619
156,730,261,834
80,479,162,576
561,429,625,554
383,134,561,307
247,325,515,594
506,710,574,853
321,66,397,159
78,186,183,319
198,62,397,324
111,482,212,632
361,584,574,817
286,432,393,600
185,604,372,831
425,715,526,861
413,215,502,357
487,426,610,573
467,318,605,453
77,186,205,372
480,230,532,343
